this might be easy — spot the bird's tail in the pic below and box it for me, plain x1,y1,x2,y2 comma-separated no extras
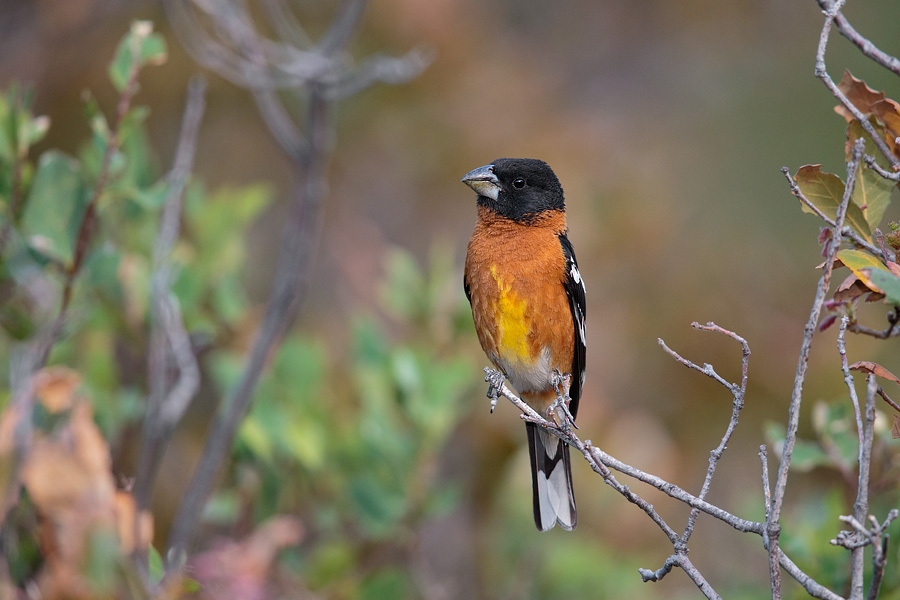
526,422,576,531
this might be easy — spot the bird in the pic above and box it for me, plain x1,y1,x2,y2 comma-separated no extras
461,157,586,531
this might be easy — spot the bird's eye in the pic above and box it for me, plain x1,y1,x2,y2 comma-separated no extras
512,178,526,189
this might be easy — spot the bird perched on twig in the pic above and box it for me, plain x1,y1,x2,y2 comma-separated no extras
461,158,586,531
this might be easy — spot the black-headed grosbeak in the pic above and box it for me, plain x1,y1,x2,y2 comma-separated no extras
461,158,586,531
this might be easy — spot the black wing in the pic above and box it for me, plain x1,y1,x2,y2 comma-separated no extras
558,233,586,418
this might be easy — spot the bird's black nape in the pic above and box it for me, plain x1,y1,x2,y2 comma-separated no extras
469,158,565,223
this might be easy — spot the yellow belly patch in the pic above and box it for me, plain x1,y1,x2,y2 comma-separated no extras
490,265,532,362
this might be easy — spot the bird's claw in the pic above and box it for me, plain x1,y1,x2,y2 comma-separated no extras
484,367,506,414
548,370,578,430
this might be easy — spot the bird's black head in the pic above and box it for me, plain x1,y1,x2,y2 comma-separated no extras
461,158,565,223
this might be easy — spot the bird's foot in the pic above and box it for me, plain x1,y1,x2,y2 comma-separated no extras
548,370,577,430
484,367,506,414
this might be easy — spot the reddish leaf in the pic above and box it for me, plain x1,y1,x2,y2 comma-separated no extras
873,98,900,160
818,314,837,332
849,360,900,384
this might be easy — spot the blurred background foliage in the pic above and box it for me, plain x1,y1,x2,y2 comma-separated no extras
1,0,900,598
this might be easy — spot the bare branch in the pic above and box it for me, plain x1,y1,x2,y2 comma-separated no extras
864,155,900,182
838,316,865,462
135,76,207,511
660,322,750,548
780,166,881,258
770,138,865,561
814,1,900,170
816,0,900,76
867,536,889,600
491,374,765,538
848,375,878,599
777,549,845,600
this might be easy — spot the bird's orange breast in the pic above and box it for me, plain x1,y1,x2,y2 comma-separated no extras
465,207,574,399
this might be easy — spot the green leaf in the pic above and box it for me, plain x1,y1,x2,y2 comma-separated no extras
108,21,168,92
764,421,830,472
795,165,872,242
21,151,88,263
852,163,894,230
306,541,356,589
837,249,898,299
147,546,164,586
867,268,900,305
360,570,413,600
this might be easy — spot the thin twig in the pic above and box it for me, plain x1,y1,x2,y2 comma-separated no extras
680,555,722,600
814,1,900,170
875,387,900,413
867,536,889,600
770,137,865,599
846,320,900,340
778,550,845,600
781,167,881,257
493,378,764,536
488,370,853,599
864,156,900,182
849,375,878,599
818,0,900,76
838,315,865,462
28,39,146,372
660,322,749,548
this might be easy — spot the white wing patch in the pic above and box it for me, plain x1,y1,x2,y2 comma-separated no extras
570,261,582,286
570,262,586,347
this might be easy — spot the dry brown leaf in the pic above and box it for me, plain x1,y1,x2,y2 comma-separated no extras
849,361,900,383
873,98,900,160
20,401,122,599
892,415,900,439
835,70,886,122
33,367,82,414
834,274,869,301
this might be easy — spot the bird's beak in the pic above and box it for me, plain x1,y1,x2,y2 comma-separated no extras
461,164,500,200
